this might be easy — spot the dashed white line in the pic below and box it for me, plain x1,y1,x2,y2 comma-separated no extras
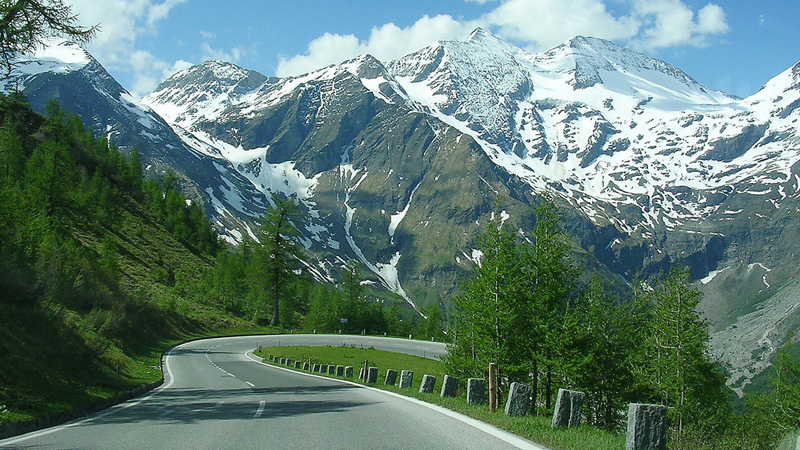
253,400,265,418
245,381,255,388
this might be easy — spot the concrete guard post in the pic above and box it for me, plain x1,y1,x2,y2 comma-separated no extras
336,365,344,376
385,369,398,386
504,382,531,416
625,403,667,450
441,375,459,398
419,374,436,393
367,367,379,384
345,366,354,378
467,378,486,405
399,370,413,388
552,389,585,428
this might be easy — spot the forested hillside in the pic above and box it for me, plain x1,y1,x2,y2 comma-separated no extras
0,93,442,422
0,94,260,422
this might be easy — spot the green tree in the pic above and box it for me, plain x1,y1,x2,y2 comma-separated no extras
0,0,98,73
445,206,527,385
571,277,636,430
520,194,578,411
418,303,447,342
0,114,24,180
446,195,577,413
744,343,800,448
633,266,728,442
257,193,306,327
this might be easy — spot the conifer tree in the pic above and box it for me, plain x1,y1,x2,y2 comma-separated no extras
0,0,98,73
257,193,306,327
445,205,527,383
633,265,727,441
571,277,635,430
0,114,23,180
520,194,578,411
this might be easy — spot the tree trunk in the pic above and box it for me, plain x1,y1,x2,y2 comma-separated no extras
545,363,552,410
269,273,280,327
531,360,538,416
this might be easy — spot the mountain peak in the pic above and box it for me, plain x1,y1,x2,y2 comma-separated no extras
466,27,497,43
11,40,94,74
536,35,716,95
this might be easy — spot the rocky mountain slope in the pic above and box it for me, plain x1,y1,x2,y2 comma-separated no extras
0,43,268,240
6,31,800,395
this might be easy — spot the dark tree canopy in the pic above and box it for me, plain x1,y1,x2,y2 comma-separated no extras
0,0,98,73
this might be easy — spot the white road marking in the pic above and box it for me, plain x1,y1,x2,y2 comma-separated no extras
242,348,544,449
245,381,255,388
0,345,180,447
253,400,266,418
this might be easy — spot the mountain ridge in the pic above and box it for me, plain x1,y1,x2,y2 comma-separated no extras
6,31,800,396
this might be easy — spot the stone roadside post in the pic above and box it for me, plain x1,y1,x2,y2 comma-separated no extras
419,374,436,393
467,378,486,405
552,389,585,428
441,375,459,398
625,403,667,450
505,382,531,416
367,367,378,384
399,370,413,388
385,369,398,386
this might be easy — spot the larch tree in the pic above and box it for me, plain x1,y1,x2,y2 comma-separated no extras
0,0,97,74
519,194,578,412
633,265,727,442
445,205,527,383
257,193,306,327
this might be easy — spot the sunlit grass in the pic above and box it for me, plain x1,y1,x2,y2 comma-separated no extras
256,345,624,450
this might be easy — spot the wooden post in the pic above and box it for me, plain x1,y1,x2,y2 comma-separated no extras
488,363,497,413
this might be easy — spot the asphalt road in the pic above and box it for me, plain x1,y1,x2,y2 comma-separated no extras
0,335,545,449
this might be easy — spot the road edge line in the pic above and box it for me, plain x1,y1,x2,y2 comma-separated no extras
242,350,547,450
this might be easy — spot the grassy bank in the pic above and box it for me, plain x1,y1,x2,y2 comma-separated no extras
256,345,624,450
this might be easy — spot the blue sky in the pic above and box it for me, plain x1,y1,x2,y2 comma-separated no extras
65,0,799,98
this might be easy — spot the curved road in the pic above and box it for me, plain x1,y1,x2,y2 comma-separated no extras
0,335,544,449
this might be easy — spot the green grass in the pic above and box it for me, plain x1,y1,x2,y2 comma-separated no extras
0,193,281,424
256,345,624,450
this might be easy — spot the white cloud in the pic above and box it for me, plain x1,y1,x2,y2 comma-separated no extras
483,0,640,52
629,0,729,50
66,0,191,96
697,4,729,34
147,0,188,26
200,43,249,64
276,14,473,77
277,0,730,78
276,33,361,77
164,59,193,78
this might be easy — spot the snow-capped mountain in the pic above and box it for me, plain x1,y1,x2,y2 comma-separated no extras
142,29,800,395
1,42,273,241
8,31,800,395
